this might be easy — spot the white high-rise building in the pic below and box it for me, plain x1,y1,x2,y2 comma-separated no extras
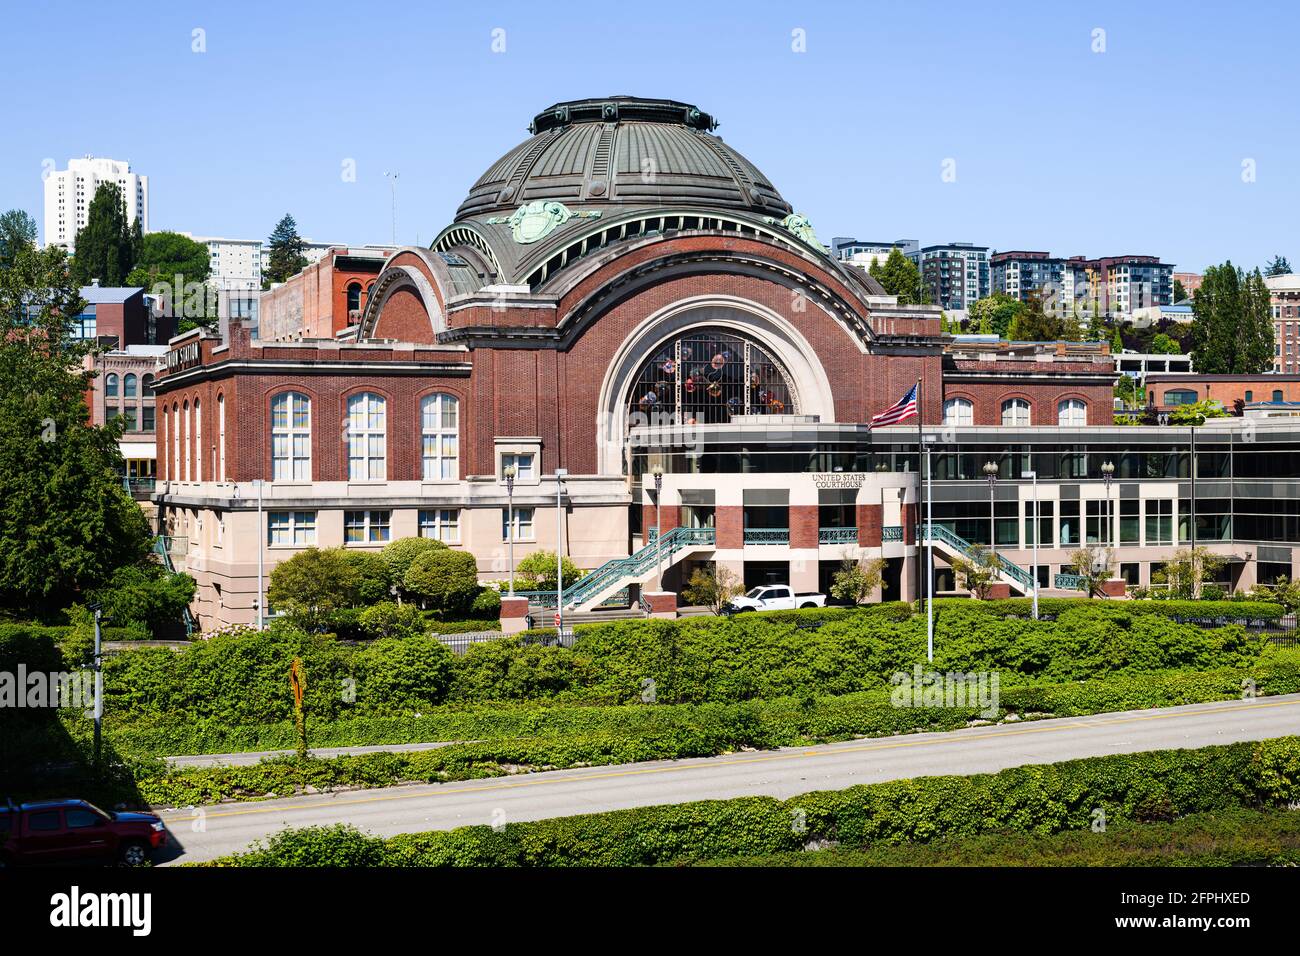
43,156,149,251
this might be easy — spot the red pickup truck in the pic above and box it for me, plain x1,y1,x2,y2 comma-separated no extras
0,799,168,866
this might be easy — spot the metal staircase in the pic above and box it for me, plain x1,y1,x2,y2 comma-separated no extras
563,526,717,612
922,523,1035,595
153,536,196,635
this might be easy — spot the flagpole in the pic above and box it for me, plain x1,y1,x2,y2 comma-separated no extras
915,376,923,609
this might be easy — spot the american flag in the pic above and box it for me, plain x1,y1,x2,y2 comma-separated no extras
870,383,918,428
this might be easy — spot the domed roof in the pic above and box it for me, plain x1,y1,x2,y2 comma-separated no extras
456,96,793,221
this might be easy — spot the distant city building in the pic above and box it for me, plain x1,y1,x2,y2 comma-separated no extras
830,237,918,264
1116,351,1194,379
989,251,1063,302
1146,373,1300,412
1051,255,1174,319
44,156,149,251
1173,271,1202,300
1130,302,1193,328
1267,273,1300,373
908,242,989,311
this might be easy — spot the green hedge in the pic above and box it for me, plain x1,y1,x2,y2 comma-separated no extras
699,808,1300,867
936,596,1285,623
210,736,1300,866
89,652,1300,761
97,655,1300,806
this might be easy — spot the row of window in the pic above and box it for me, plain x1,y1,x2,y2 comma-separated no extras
270,392,460,482
106,406,155,431
104,372,155,398
941,397,1087,427
265,507,537,546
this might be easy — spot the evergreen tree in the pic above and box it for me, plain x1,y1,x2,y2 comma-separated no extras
70,182,136,287
1189,261,1274,374
0,240,152,616
1172,278,1189,303
1264,255,1292,277
265,214,308,286
867,247,928,305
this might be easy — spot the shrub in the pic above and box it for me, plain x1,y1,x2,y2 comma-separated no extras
358,602,427,641
87,563,196,638
267,548,359,630
341,551,392,605
404,549,479,613
515,550,583,590
470,588,502,618
227,824,386,867
381,537,448,585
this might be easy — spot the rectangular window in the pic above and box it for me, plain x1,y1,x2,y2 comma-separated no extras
142,406,155,431
268,511,316,546
1145,499,1174,546
1023,500,1053,546
501,452,536,481
419,509,460,544
503,506,535,541
123,407,138,432
345,510,391,544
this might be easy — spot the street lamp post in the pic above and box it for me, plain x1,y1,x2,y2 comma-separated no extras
1101,460,1115,554
983,460,999,560
923,434,937,661
504,466,516,597
555,469,568,639
653,470,664,591
1024,469,1039,620
254,478,264,630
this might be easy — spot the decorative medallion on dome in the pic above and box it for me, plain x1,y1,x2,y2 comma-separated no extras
764,213,825,252
485,201,602,244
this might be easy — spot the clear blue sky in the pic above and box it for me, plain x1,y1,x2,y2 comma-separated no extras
3,0,1296,273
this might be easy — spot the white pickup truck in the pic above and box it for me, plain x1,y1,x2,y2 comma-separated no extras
723,585,828,614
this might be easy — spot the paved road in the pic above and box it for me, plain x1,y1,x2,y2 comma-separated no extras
156,693,1300,864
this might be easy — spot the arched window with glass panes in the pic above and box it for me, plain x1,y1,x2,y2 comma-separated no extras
625,328,797,426
942,397,973,426
1001,398,1030,426
347,393,386,480
1058,398,1087,426
271,392,311,481
420,393,459,481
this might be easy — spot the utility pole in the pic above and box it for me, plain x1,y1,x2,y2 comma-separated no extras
1025,469,1040,620
555,469,568,640
92,605,104,772
384,171,399,246
255,478,264,629
505,466,516,597
923,434,936,661
653,470,664,590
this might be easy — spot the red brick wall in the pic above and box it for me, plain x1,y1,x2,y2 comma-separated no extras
716,505,743,550
790,505,819,549
942,380,1114,426
857,503,882,547
642,503,680,536
902,502,917,545
372,286,437,344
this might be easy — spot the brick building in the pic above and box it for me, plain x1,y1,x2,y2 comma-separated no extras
153,97,1132,630
257,247,393,342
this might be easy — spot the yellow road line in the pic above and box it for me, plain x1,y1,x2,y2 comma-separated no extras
165,696,1300,823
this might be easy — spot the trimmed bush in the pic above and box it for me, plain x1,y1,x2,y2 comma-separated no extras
404,549,479,613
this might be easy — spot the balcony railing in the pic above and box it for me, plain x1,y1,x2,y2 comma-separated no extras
122,477,156,498
1054,572,1087,590
882,525,904,541
744,528,789,545
819,527,858,545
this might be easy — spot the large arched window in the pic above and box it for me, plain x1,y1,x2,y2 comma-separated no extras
1001,398,1030,426
181,400,190,481
141,373,155,396
625,328,797,425
1163,389,1198,406
105,373,119,398
193,399,202,481
271,392,311,481
1058,398,1087,426
942,398,973,427
346,282,363,313
420,393,459,481
217,393,226,481
347,393,386,480
123,373,137,398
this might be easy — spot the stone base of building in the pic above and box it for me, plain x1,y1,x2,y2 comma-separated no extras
500,596,530,634
644,591,678,618
986,583,1012,600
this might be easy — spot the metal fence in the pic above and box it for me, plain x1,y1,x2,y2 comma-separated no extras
432,626,579,655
